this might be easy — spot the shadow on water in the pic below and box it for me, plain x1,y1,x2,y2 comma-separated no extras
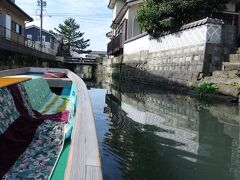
88,80,240,180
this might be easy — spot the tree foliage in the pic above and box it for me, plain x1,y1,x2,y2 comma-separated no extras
55,18,90,57
137,0,229,38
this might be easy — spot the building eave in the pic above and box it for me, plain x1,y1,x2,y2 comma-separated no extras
5,0,33,22
25,25,58,39
110,0,141,29
108,0,117,9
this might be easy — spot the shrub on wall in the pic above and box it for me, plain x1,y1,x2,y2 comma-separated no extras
137,0,229,38
197,82,218,97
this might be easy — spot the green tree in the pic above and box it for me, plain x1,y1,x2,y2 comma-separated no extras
137,0,229,38
54,18,90,57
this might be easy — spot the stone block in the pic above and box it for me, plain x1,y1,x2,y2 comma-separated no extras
217,83,240,97
140,51,149,61
193,55,200,61
212,70,239,78
173,58,178,63
177,49,182,54
198,45,205,52
229,54,240,63
183,48,189,54
179,57,184,63
171,50,176,55
223,62,240,71
191,47,197,53
186,56,192,62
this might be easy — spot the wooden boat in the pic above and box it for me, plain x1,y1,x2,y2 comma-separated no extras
0,67,102,180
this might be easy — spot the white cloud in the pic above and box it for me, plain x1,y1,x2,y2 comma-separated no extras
16,0,112,51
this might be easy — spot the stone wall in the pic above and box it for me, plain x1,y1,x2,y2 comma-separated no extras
0,50,95,80
0,50,65,70
112,44,207,87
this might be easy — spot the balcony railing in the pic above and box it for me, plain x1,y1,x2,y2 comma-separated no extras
0,25,55,56
107,33,123,56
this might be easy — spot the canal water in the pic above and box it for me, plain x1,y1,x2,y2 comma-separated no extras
88,82,240,180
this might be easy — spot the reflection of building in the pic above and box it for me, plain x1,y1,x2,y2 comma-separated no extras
105,82,240,180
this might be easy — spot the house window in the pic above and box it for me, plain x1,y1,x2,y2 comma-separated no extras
42,35,46,42
11,21,22,34
132,17,142,38
27,34,32,40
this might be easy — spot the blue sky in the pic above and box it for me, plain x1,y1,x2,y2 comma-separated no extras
16,0,112,51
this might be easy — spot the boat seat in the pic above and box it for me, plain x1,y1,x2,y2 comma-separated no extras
0,83,66,179
23,78,74,115
22,77,75,139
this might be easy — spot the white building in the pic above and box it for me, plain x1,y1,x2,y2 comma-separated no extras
107,0,240,57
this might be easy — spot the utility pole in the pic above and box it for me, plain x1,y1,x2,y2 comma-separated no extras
37,0,46,50
40,0,43,49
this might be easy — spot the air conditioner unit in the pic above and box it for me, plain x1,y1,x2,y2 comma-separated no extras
0,13,11,39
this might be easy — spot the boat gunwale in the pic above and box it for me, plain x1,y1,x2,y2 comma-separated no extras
0,67,103,180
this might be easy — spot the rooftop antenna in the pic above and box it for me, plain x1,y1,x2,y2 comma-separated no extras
37,0,47,50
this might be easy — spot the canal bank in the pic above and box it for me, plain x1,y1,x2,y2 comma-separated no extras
0,50,97,81
89,80,240,180
105,5,240,104
97,61,240,105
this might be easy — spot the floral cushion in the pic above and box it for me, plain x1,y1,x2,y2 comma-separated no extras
2,120,65,180
0,82,68,179
0,88,20,135
23,78,53,111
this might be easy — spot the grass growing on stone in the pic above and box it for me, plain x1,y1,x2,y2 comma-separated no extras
230,82,240,87
197,82,218,97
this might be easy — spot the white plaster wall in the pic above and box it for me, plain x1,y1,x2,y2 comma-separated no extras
149,25,208,53
124,24,221,55
124,34,149,54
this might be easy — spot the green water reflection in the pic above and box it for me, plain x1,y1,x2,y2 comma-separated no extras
89,82,240,180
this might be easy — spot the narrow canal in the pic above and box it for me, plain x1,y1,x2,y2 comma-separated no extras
88,81,240,180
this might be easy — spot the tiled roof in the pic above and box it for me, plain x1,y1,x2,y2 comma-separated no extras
161,18,224,36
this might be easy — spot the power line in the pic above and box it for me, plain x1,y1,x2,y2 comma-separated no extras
31,15,111,23
38,12,110,16
32,18,110,25
30,14,111,20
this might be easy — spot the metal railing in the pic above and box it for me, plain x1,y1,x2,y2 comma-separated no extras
0,25,56,56
107,33,123,56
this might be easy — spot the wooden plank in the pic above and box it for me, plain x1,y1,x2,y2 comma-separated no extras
0,67,29,77
0,77,31,88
